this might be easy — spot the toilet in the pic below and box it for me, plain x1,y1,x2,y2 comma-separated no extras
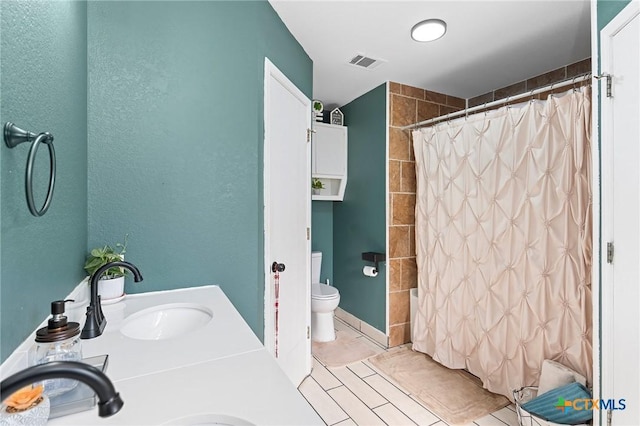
311,251,340,342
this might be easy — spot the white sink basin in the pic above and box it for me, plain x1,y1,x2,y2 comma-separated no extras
163,414,254,425
120,303,213,340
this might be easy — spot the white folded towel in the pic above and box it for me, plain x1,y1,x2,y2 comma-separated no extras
537,359,587,396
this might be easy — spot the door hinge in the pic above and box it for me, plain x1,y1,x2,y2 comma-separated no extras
595,74,612,98
306,227,310,240
607,408,612,426
307,326,310,339
607,242,614,264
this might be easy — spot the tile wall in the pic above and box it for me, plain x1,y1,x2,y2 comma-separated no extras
468,58,591,108
387,84,465,347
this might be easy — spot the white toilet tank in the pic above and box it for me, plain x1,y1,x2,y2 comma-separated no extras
311,251,322,284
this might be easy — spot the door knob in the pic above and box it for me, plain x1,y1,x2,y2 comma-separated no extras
271,262,285,273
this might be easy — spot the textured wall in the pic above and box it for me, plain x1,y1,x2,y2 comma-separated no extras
312,202,333,283
87,1,311,341
598,0,632,31
0,1,88,361
334,84,387,333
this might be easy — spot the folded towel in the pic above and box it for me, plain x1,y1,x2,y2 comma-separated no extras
538,359,587,396
521,382,592,425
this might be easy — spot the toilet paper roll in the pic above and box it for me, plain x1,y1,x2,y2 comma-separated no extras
363,266,378,277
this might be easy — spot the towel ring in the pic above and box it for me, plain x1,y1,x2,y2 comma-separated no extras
4,122,56,217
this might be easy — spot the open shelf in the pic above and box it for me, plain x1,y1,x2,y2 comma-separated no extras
312,176,346,201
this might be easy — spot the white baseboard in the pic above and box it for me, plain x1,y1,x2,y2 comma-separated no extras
335,307,388,348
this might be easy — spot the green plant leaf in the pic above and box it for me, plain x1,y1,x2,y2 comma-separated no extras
85,236,130,277
84,258,101,268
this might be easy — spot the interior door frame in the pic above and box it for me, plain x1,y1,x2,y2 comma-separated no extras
598,2,640,425
262,57,311,372
590,2,601,424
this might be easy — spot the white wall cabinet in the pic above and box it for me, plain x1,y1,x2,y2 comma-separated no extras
312,122,348,201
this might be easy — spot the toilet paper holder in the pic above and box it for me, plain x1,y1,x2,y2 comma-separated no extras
362,252,386,273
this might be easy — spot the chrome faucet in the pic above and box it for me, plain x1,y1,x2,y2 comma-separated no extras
1,361,123,417
81,261,143,339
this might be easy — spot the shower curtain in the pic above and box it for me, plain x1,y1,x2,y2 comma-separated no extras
412,86,592,399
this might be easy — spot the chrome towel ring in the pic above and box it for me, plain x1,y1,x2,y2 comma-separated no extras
4,122,56,217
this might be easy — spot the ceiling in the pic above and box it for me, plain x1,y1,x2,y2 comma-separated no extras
269,0,591,109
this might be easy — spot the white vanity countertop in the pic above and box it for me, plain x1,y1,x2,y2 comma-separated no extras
77,285,264,382
42,285,322,425
48,350,319,425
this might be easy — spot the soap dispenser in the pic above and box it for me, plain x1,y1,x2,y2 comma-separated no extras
29,299,83,397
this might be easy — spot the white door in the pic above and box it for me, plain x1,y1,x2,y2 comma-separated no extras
601,2,640,424
263,58,311,386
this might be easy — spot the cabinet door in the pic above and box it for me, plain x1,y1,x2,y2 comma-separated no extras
313,124,347,176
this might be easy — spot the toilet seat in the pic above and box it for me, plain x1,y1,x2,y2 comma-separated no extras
311,283,339,299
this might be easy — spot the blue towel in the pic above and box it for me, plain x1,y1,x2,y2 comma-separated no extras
521,382,593,425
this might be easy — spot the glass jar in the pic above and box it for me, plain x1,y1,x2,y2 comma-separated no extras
29,300,83,398
29,335,82,397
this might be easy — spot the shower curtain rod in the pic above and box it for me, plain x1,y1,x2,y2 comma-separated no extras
401,73,592,131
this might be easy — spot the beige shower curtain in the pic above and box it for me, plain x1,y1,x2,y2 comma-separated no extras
412,87,592,399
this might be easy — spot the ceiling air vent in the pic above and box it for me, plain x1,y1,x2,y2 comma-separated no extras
347,54,386,70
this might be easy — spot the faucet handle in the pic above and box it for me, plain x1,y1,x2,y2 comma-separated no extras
81,305,106,339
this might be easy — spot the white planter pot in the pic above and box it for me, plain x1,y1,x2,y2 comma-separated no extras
98,276,125,300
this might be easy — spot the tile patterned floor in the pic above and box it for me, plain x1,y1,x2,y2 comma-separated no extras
299,318,519,426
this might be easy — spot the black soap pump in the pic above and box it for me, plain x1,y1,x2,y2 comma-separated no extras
29,299,83,397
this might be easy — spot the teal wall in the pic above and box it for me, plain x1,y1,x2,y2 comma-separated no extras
0,1,88,361
333,84,387,332
312,202,333,283
596,1,631,76
87,1,312,341
597,0,632,32
0,1,310,362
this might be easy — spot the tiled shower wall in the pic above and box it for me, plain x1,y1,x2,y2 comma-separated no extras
468,58,591,107
386,57,590,348
387,84,464,347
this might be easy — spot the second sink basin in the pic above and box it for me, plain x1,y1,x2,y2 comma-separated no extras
120,303,213,340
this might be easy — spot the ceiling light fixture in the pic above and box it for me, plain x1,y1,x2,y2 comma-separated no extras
411,19,447,42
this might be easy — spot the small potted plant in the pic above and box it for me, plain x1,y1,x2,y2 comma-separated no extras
84,236,128,301
312,100,324,122
312,177,324,195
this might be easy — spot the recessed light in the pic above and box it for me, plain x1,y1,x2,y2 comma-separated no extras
411,19,447,42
